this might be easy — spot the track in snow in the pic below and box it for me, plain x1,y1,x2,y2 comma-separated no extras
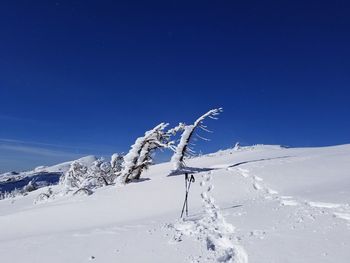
235,166,350,225
169,171,248,263
167,159,350,262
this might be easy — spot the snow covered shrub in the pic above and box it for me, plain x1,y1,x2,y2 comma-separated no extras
171,108,223,171
88,159,116,186
34,187,54,204
60,161,91,195
22,179,38,193
59,157,119,195
118,123,173,184
233,142,241,151
0,188,23,200
0,191,13,200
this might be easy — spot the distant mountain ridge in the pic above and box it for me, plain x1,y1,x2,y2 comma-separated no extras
0,155,97,194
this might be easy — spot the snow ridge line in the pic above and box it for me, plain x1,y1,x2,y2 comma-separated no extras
170,171,248,263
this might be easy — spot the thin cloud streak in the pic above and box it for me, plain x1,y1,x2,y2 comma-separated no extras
0,114,61,126
0,138,117,156
0,144,82,158
0,137,119,158
0,138,92,152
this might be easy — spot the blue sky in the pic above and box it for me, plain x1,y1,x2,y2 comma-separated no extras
1,1,350,172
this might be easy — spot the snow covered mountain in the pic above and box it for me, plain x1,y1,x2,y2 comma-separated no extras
0,144,349,262
0,155,97,194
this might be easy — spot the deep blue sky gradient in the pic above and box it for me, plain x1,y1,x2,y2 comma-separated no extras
0,1,349,172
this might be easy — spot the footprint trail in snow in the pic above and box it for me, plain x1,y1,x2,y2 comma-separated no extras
236,167,350,226
170,171,248,263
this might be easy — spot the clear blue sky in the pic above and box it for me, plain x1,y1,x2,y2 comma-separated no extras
0,1,349,172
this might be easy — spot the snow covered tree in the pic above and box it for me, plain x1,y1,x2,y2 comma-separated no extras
88,158,115,186
60,161,91,195
60,157,120,194
111,153,124,174
233,142,241,151
171,108,223,171
118,123,173,184
22,179,38,193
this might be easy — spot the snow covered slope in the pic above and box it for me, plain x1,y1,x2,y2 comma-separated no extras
0,144,349,263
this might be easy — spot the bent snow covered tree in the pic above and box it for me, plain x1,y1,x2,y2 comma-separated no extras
117,123,173,184
171,108,223,171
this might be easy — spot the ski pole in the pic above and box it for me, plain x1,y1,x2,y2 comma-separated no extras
180,173,189,218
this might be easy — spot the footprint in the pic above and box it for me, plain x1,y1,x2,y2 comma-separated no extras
207,185,214,192
253,176,263,182
253,183,262,191
281,196,293,199
280,200,299,206
307,202,342,209
333,212,350,222
238,168,249,173
267,189,278,195
237,168,250,178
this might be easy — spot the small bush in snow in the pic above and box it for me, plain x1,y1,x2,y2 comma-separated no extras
0,188,23,200
89,159,116,186
0,191,14,200
22,179,38,193
60,161,91,195
59,158,118,195
34,187,54,204
233,142,241,151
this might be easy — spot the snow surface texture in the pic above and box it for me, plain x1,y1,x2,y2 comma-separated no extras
0,144,350,262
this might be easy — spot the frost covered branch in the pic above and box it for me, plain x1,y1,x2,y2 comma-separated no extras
171,108,223,171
